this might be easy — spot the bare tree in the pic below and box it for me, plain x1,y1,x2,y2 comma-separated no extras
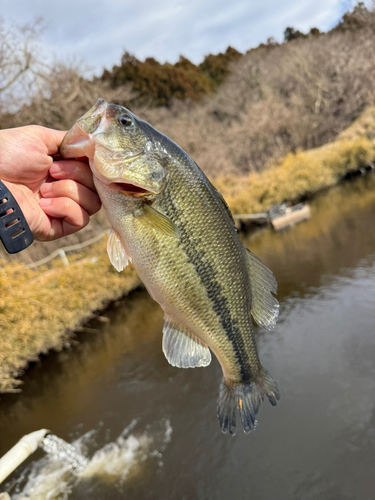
0,16,47,111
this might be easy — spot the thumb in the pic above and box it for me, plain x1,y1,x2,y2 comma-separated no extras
36,127,68,156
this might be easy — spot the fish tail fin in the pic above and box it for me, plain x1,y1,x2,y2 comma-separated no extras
217,368,280,436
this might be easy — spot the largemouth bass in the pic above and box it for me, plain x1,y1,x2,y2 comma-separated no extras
60,99,280,435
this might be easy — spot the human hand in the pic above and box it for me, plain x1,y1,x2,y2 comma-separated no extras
0,125,101,241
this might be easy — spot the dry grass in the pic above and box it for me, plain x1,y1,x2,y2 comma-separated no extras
338,105,375,141
213,135,375,214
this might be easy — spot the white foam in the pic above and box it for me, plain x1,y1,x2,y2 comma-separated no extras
79,433,151,482
13,459,73,500
10,419,172,500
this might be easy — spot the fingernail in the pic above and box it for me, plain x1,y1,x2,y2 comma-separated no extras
42,183,52,193
40,198,51,207
49,163,61,174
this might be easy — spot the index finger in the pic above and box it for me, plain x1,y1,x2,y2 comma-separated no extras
49,160,96,192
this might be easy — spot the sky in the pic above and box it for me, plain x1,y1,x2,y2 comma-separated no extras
2,0,365,76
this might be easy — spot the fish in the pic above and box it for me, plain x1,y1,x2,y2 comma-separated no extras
60,98,280,435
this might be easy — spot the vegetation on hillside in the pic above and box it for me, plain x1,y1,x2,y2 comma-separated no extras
100,47,242,106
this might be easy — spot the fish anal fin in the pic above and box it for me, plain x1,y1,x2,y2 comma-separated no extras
245,248,279,331
134,204,180,238
107,229,131,272
162,320,211,368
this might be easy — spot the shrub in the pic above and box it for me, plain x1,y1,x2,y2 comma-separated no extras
101,52,214,106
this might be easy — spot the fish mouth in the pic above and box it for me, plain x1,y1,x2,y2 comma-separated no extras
108,182,152,198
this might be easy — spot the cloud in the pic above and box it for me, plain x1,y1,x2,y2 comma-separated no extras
1,0,356,76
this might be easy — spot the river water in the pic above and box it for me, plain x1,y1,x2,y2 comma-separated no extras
1,175,375,499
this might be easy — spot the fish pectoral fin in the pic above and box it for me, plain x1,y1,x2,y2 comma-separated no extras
134,204,180,238
162,320,211,368
107,229,131,272
245,248,279,331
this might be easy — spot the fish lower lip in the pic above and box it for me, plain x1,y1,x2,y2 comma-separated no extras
108,182,150,196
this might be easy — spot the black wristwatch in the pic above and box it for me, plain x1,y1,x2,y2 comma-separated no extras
0,180,34,253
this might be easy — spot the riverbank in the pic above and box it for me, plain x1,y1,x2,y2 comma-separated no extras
214,107,375,214
1,109,375,392
0,243,140,392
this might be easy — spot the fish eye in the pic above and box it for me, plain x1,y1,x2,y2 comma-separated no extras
118,114,133,127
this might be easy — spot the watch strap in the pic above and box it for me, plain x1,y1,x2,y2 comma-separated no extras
0,180,34,254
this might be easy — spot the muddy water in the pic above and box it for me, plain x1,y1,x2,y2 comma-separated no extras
1,175,375,499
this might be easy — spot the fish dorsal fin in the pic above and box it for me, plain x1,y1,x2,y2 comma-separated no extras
162,320,211,368
107,229,131,272
134,204,180,238
245,248,279,331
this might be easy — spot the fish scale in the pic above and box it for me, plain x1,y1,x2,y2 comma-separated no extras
154,163,253,376
60,98,280,435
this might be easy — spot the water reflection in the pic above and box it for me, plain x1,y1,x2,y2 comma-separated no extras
244,174,375,297
0,291,164,453
1,174,375,499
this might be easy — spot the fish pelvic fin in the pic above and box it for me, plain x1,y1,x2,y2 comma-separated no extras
107,229,131,272
162,319,211,368
217,368,280,436
245,248,279,331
